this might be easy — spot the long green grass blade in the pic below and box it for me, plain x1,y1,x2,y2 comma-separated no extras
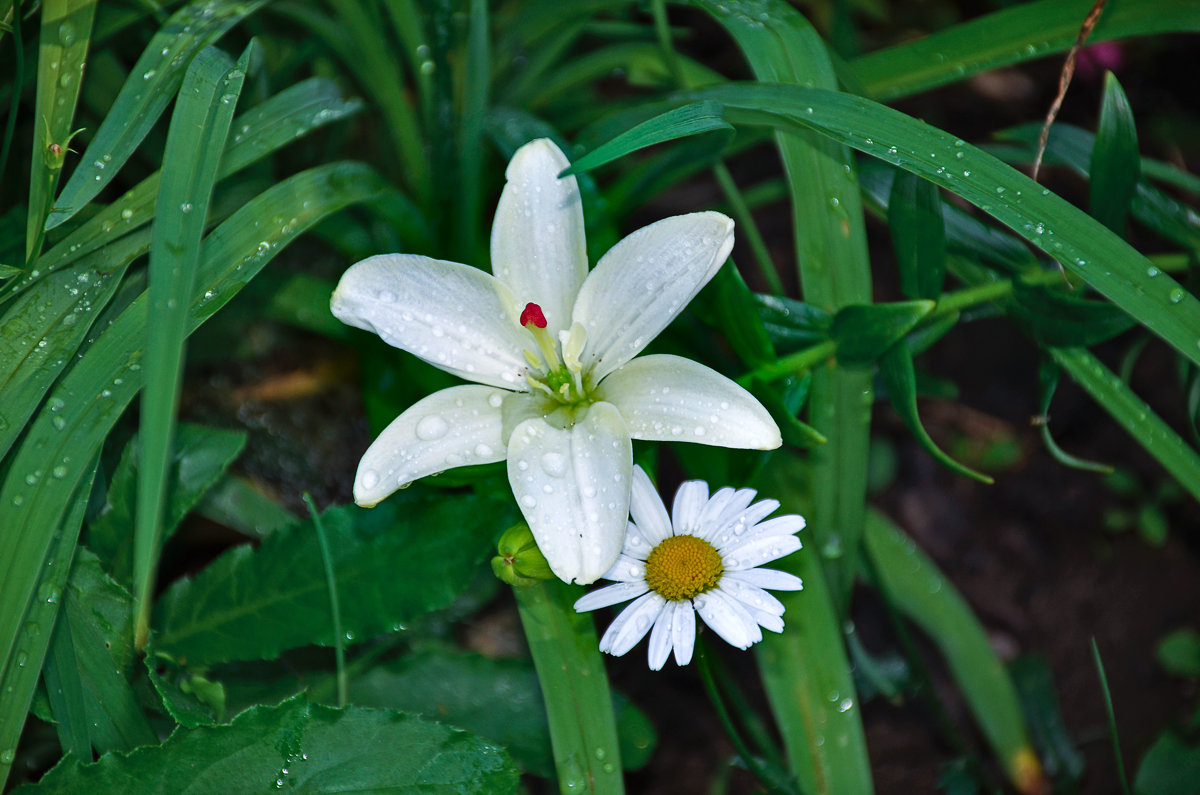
47,0,265,230
1049,347,1200,504
674,83,1200,367
1089,73,1139,236
3,76,363,302
0,464,95,790
864,509,1045,793
457,0,489,263
849,0,1200,101
25,0,96,262
133,43,247,651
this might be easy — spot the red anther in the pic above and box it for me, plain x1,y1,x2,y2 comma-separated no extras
520,302,547,329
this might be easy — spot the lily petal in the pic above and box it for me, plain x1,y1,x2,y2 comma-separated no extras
596,354,781,449
353,385,507,506
331,253,530,390
506,402,633,584
574,212,734,381
491,139,588,334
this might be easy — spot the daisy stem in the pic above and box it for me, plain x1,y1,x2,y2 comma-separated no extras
514,579,624,794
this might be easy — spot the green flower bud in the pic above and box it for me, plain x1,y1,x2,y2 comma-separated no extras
492,523,554,586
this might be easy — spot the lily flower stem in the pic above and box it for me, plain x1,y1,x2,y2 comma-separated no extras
514,579,625,795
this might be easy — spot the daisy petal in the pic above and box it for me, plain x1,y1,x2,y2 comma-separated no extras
630,466,672,546
600,592,665,657
331,254,530,390
491,139,588,334
647,606,676,670
727,567,803,591
574,580,649,612
672,480,709,535
600,553,647,583
596,354,781,449
723,534,803,570
574,213,735,381
671,602,697,666
353,385,506,507
694,590,761,649
507,402,632,584
718,577,786,617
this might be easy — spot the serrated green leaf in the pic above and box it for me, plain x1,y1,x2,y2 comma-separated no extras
89,423,247,586
888,170,947,300
21,695,521,794
864,509,1043,793
879,341,992,483
350,647,656,778
154,489,514,665
48,0,265,229
1090,73,1140,236
830,300,933,365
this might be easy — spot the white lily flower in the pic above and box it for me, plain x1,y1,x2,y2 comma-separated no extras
574,466,804,670
331,138,780,584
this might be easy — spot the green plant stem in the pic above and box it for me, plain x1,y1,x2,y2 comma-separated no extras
740,340,837,385
513,579,623,795
305,493,346,709
713,163,786,296
1091,639,1130,795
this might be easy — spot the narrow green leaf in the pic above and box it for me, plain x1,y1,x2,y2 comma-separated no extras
679,83,1200,367
1009,657,1084,784
755,294,833,353
1035,357,1113,474
849,0,1200,101
48,0,265,229
89,423,247,586
22,696,520,794
1050,347,1200,503
1090,73,1140,235
1092,639,1132,795
830,300,933,366
514,579,624,794
0,465,95,791
1010,280,1137,348
457,0,489,262
26,0,97,261
888,170,947,300
879,341,993,483
563,101,734,176
154,490,513,665
134,42,248,651
864,509,1044,793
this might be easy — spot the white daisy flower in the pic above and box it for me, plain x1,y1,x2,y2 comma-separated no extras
574,465,804,670
331,138,781,585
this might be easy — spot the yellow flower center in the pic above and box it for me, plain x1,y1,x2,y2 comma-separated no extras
644,535,724,601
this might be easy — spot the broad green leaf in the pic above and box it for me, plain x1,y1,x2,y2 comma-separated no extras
1090,73,1140,235
849,0,1200,101
26,0,97,261
676,83,1200,367
146,642,226,728
194,476,297,540
48,0,265,229
350,647,656,778
830,300,933,365
1050,347,1200,504
154,489,513,665
42,548,156,756
1135,731,1200,795
21,696,521,794
514,579,624,794
89,423,247,586
888,170,947,300
0,466,94,791
1009,281,1137,348
878,341,992,483
864,509,1045,793
1155,629,1200,678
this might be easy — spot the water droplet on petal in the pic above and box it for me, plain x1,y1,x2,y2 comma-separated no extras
360,470,379,490
540,451,566,477
415,415,449,440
